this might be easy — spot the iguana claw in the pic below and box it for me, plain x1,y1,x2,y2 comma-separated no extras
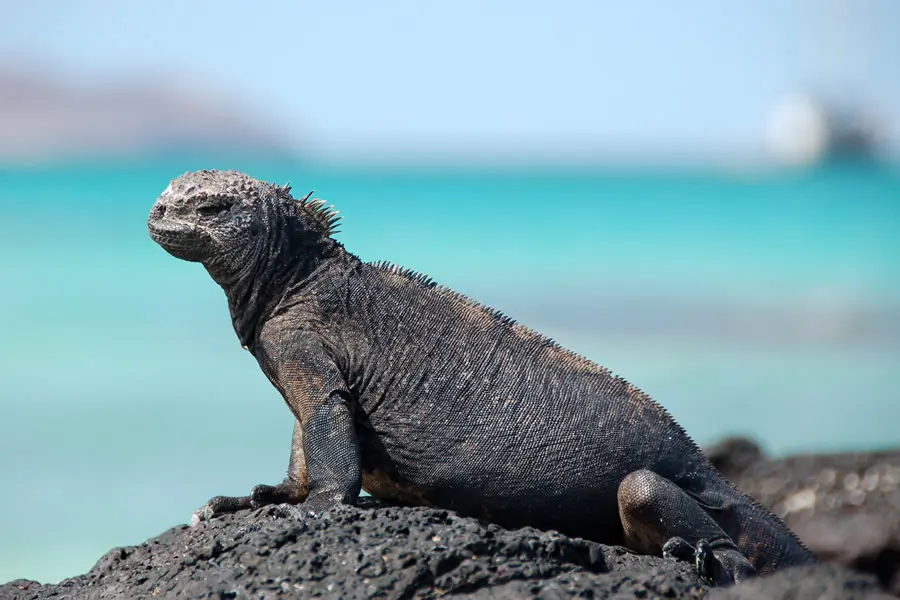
694,539,715,583
662,536,756,586
189,494,253,526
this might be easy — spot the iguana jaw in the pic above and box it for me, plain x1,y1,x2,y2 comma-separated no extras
147,208,209,262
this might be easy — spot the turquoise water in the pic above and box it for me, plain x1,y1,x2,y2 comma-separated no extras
1,158,899,584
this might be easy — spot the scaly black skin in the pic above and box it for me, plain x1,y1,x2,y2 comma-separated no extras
147,170,817,586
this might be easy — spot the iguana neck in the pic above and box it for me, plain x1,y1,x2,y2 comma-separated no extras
209,237,339,353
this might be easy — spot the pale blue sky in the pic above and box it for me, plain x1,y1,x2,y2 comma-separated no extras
2,0,898,162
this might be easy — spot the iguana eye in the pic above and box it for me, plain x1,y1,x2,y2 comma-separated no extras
196,199,233,218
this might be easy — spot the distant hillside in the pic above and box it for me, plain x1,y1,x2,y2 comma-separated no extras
0,64,298,163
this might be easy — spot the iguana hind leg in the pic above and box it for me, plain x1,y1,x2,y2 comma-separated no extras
191,419,308,525
617,469,756,586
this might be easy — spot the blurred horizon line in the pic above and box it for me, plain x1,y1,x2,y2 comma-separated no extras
1,58,894,170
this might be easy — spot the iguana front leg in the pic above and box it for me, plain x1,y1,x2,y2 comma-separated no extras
617,469,756,586
192,344,361,524
286,390,362,513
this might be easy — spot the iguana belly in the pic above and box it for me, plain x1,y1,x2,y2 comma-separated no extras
361,468,439,507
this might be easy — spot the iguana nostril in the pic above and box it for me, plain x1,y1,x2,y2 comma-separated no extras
152,204,167,219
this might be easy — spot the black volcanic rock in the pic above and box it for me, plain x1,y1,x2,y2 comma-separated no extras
2,497,894,600
0,499,708,600
707,437,900,595
4,440,900,598
706,564,893,600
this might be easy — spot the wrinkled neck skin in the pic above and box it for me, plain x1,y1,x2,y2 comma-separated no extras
204,204,335,353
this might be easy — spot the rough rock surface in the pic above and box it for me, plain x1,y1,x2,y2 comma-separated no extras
2,499,707,600
1,497,894,600
706,564,895,600
707,437,900,595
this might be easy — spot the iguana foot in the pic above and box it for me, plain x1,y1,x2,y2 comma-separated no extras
662,536,756,585
661,536,695,562
661,536,715,579
264,495,358,520
264,503,325,520
191,494,253,526
250,481,306,507
618,469,757,586
191,479,307,526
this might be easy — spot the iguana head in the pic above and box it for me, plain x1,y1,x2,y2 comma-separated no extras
148,169,339,281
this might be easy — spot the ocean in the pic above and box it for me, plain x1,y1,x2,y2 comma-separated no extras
1,158,898,584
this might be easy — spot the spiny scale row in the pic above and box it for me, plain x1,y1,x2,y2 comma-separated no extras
284,185,342,236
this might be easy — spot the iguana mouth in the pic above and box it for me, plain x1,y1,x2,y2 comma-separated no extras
148,220,206,260
148,220,200,243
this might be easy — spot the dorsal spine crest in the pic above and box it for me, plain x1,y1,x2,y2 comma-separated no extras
288,190,341,236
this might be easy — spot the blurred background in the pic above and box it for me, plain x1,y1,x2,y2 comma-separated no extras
1,0,898,585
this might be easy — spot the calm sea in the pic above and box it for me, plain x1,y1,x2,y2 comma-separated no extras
1,158,898,583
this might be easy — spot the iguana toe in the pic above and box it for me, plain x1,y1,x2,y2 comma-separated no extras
266,503,311,520
191,502,220,527
250,482,304,507
710,544,758,584
694,539,715,583
190,494,254,526
264,492,360,520
663,537,757,586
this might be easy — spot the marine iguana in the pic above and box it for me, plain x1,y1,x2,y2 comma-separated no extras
147,169,817,585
